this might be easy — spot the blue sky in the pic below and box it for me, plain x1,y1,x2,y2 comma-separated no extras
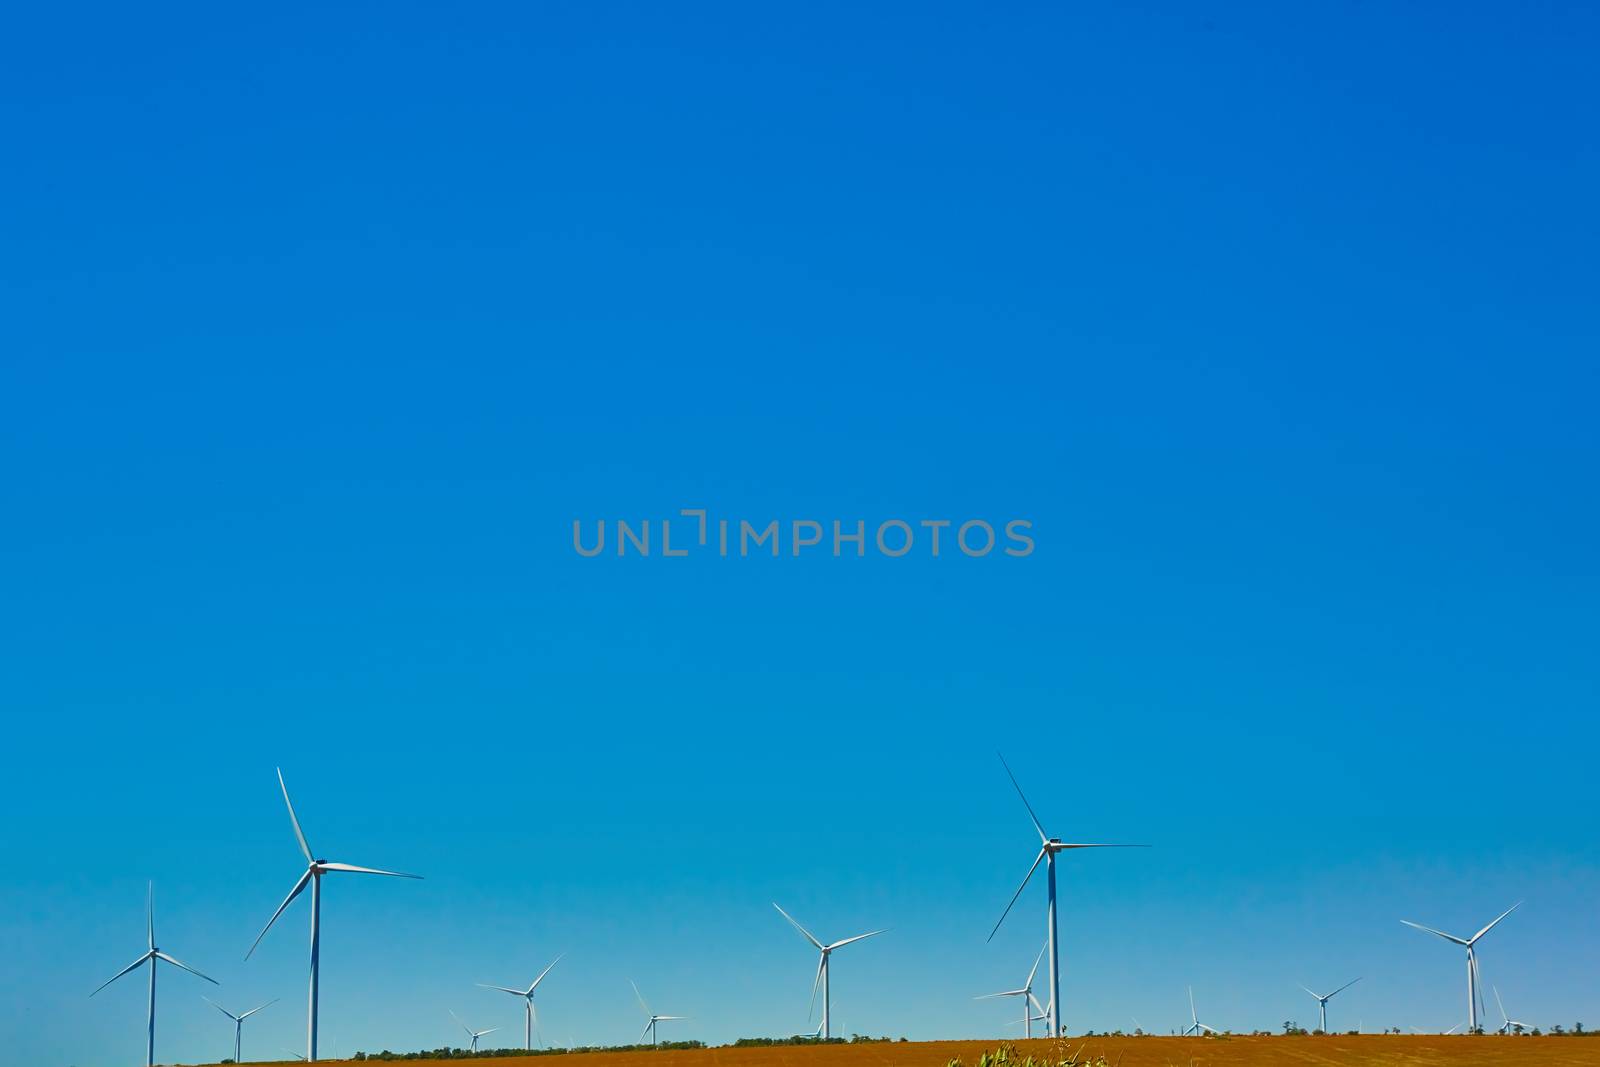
2,1,1598,1064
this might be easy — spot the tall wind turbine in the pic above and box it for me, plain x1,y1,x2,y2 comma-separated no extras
247,768,421,1062
1401,902,1520,1033
976,941,1050,1038
631,980,686,1045
91,883,218,1067
1298,978,1361,1033
204,997,277,1063
1183,987,1217,1036
479,955,563,1050
450,1009,500,1052
1493,987,1529,1035
773,903,885,1040
989,753,1145,1037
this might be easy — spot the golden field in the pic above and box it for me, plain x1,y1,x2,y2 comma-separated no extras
228,1036,1600,1067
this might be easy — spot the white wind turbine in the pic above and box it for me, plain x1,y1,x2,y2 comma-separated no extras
479,955,563,1050
1183,987,1217,1036
1401,902,1520,1034
773,903,885,1040
976,941,1050,1039
246,768,422,1062
1493,987,1529,1035
204,996,277,1063
631,979,686,1045
91,882,218,1067
989,753,1145,1037
1298,977,1361,1033
450,1009,501,1052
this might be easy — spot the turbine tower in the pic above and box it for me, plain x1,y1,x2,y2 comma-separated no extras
1401,902,1520,1033
976,941,1050,1038
773,902,885,1040
479,955,563,1050
90,883,218,1067
1297,978,1361,1033
1493,987,1529,1035
247,768,421,1062
450,1009,500,1052
204,997,277,1063
631,979,686,1045
989,753,1145,1037
1183,987,1217,1036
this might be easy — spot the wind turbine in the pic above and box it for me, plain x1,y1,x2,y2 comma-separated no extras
479,955,563,1050
450,1009,501,1052
246,768,422,1062
1183,987,1217,1036
1401,902,1520,1033
989,753,1146,1037
976,941,1050,1038
631,979,686,1045
90,882,218,1067
205,996,278,1063
773,902,885,1040
1298,977,1361,1033
1493,987,1529,1035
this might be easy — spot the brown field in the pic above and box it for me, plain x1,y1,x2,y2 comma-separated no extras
231,1037,1600,1067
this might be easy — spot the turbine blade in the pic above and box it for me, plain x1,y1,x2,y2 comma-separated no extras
1299,985,1320,1001
631,979,651,1017
1025,939,1047,989
807,954,824,1020
1470,902,1522,944
1494,985,1507,1021
245,869,312,960
147,882,155,951
154,950,218,984
239,998,278,1019
988,846,1047,942
1030,993,1048,1018
827,929,886,950
1400,919,1469,946
997,752,1049,844
656,1015,686,1021
477,983,526,996
975,990,1026,1000
318,861,421,878
640,1020,654,1042
1328,977,1363,999
91,953,152,996
528,953,564,993
203,996,239,1021
479,1028,500,1037
1189,985,1197,1023
451,1008,472,1036
277,768,314,863
773,903,824,949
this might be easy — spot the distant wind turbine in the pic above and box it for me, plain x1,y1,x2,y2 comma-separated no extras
1183,987,1217,1036
773,902,885,1040
1401,902,1520,1033
976,941,1050,1038
247,768,421,1062
989,753,1146,1037
450,1009,500,1052
1493,987,1529,1035
204,996,277,1063
479,955,563,1050
1298,977,1361,1033
91,883,218,1067
631,980,686,1044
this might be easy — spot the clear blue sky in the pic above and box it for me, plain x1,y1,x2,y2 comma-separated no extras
2,2,1597,1065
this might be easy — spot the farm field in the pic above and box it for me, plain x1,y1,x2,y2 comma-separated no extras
222,1037,1600,1067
